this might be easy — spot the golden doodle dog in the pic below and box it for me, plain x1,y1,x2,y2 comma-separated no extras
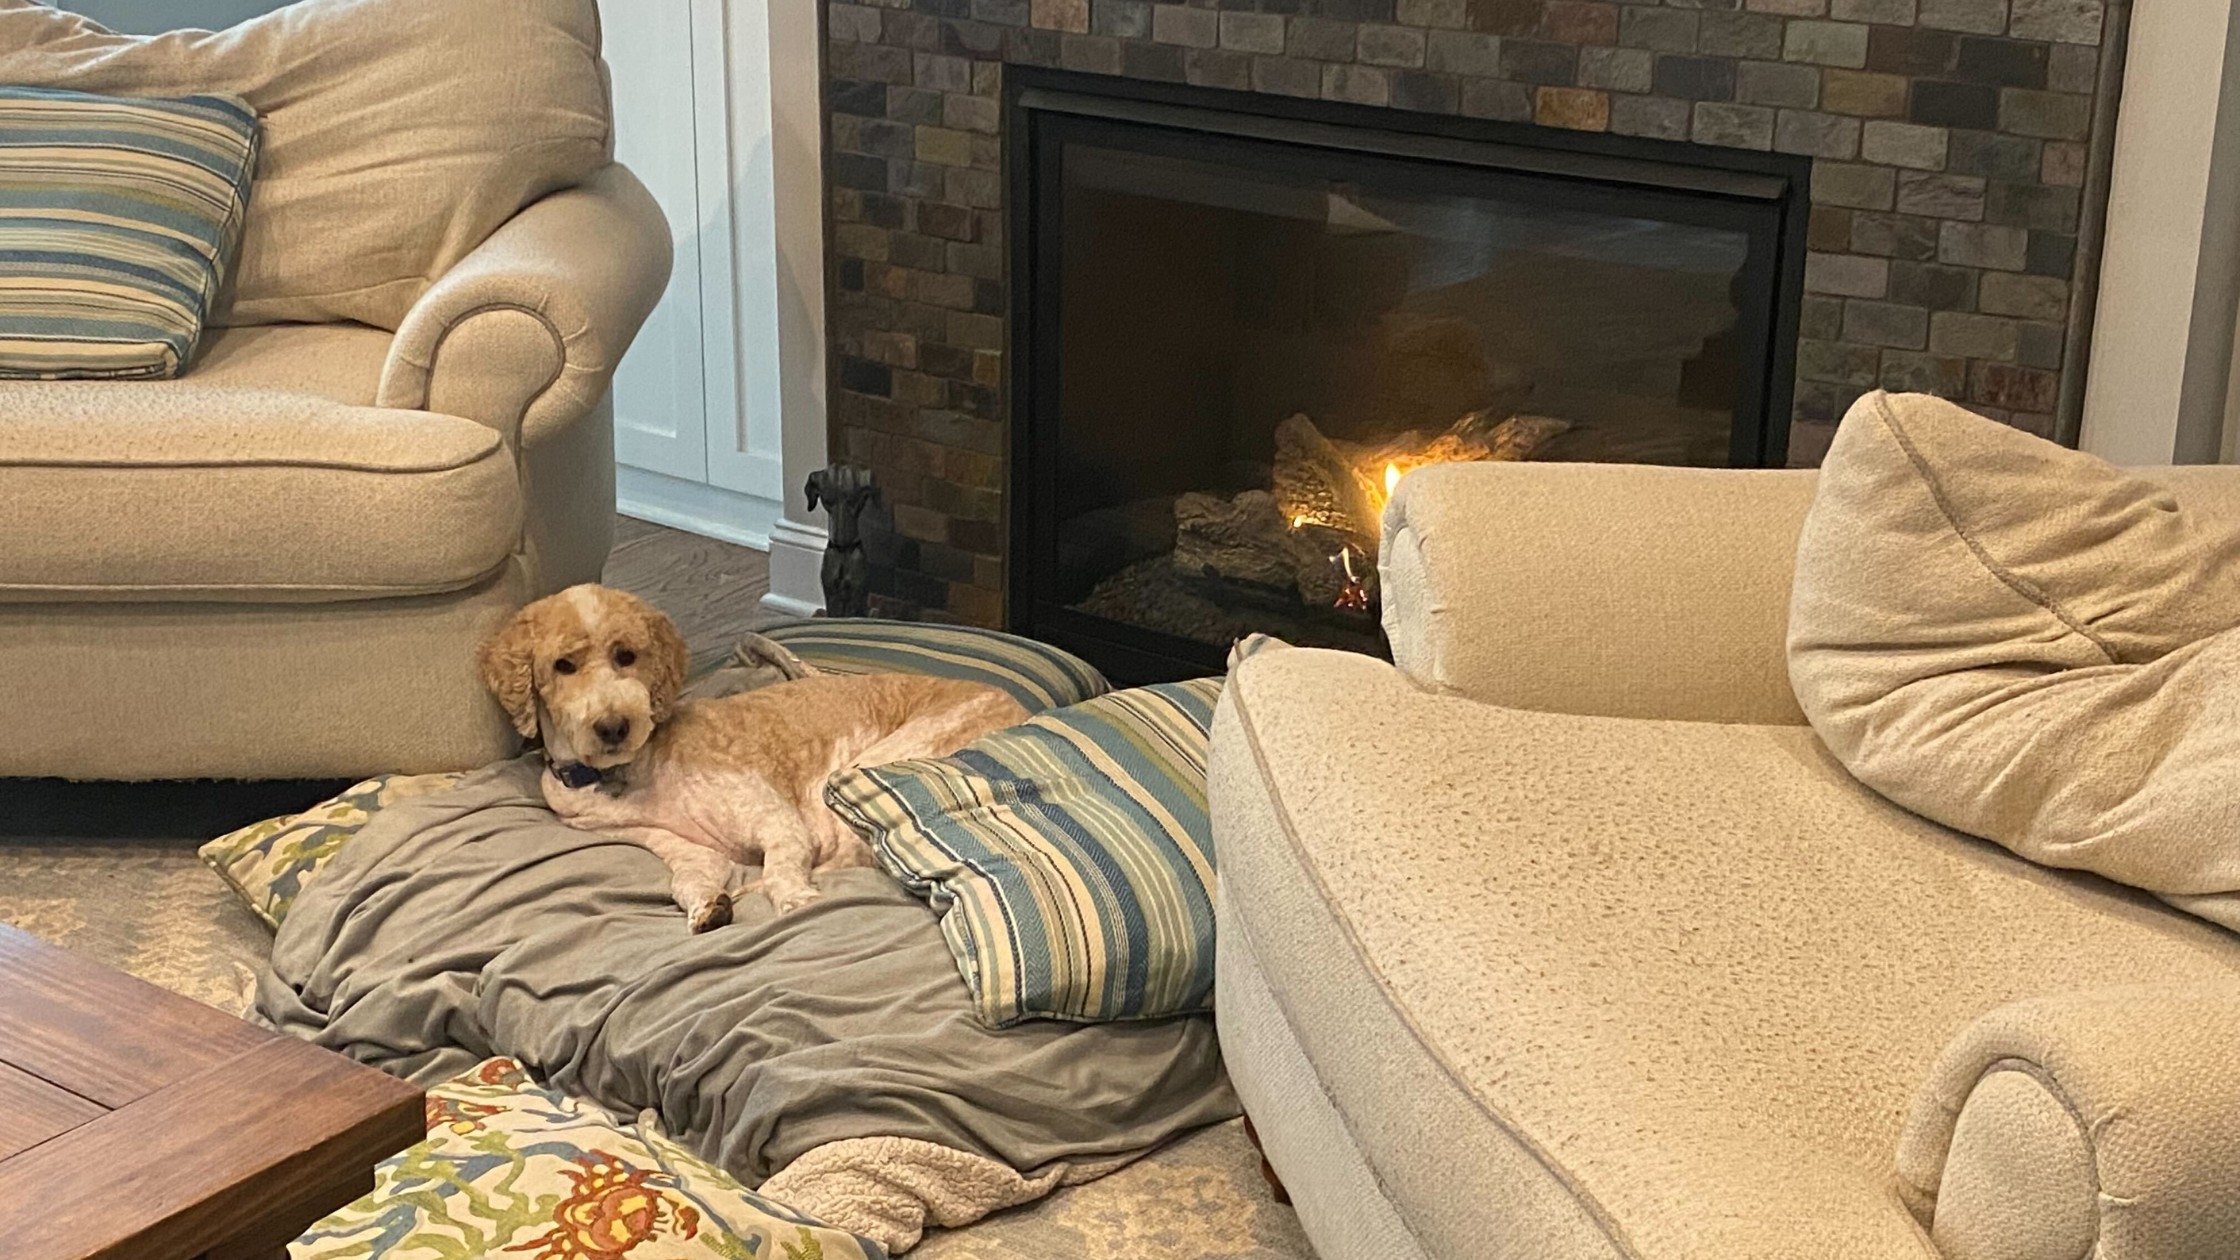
479,584,1028,930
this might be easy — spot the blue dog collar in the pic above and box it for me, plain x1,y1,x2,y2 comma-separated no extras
549,760,603,790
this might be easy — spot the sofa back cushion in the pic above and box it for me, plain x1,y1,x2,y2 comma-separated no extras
1788,390,2240,929
0,0,611,331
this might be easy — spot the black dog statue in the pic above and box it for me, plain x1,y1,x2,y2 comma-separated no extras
804,464,881,617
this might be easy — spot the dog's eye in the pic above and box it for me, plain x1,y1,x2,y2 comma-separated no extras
552,658,578,675
613,648,637,668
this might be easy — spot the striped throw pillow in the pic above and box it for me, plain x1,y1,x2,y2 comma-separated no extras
0,87,258,380
762,617,1109,714
827,678,1222,1027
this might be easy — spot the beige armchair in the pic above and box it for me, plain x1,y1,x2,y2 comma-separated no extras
0,1,670,780
0,166,668,781
1213,460,2240,1260
2,0,663,780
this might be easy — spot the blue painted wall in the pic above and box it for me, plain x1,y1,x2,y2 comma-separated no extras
54,0,296,34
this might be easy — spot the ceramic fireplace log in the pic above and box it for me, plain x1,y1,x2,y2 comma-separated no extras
1172,490,1358,607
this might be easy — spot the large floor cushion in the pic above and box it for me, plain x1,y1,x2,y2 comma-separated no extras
0,382,521,599
1210,647,2240,1260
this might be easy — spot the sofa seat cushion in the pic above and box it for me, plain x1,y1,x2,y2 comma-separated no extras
1211,646,2240,1260
0,382,521,600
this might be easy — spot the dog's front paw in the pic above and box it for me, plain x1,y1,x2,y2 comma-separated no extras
767,885,821,915
687,892,733,933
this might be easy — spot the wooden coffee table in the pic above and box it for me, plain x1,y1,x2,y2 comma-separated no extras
0,925,424,1260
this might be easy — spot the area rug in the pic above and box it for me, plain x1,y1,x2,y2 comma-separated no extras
0,832,1315,1260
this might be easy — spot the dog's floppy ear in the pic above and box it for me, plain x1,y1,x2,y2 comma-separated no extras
478,607,543,739
803,472,825,513
639,605,692,722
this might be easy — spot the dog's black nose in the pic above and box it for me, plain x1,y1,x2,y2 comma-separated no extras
594,717,631,746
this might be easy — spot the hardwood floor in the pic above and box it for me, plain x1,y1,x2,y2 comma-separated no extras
602,515,777,675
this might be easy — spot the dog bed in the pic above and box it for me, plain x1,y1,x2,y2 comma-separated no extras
256,756,1237,1252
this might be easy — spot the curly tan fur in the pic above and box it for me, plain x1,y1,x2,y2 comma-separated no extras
476,610,542,739
479,585,1028,927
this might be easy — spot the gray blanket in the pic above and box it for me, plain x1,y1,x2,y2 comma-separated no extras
257,759,1237,1190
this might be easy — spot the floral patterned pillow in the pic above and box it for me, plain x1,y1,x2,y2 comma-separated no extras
198,771,466,929
299,1057,882,1260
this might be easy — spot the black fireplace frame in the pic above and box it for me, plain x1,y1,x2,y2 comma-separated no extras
1005,67,1812,683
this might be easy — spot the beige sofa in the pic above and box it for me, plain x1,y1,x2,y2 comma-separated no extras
1214,460,2240,1259
0,0,670,780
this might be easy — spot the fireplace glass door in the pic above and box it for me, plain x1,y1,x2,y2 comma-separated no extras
1011,79,1807,680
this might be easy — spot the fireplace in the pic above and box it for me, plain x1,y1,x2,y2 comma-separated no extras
822,0,2123,674
1007,72,1809,680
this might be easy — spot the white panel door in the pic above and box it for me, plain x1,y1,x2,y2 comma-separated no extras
603,1,709,482
706,0,787,503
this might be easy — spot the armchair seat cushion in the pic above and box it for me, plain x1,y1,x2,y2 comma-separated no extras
0,382,520,600
1212,646,2240,1260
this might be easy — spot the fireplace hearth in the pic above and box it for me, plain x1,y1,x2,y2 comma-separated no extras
1009,73,1809,679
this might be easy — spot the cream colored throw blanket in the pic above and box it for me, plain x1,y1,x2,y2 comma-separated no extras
1789,390,2240,930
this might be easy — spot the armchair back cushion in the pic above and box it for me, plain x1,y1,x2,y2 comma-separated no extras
1789,390,2240,929
0,0,612,331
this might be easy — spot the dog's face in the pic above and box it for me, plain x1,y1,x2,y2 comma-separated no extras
478,585,689,769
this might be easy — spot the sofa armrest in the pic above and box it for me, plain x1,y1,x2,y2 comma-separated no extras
1378,461,1817,724
377,163,671,448
1896,986,2240,1260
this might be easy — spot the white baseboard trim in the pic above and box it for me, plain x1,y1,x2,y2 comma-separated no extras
764,514,827,616
616,466,783,552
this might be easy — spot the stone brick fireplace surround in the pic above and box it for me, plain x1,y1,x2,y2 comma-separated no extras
821,0,2126,626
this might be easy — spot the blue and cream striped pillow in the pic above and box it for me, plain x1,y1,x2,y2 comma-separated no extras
0,87,259,380
762,617,1109,714
827,678,1222,1028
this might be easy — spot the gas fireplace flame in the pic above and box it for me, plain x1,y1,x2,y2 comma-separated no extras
1333,545,1372,612
1384,463,1400,496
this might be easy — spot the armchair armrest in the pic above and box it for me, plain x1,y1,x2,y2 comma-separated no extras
377,163,671,447
1896,986,2240,1260
1378,461,1817,724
